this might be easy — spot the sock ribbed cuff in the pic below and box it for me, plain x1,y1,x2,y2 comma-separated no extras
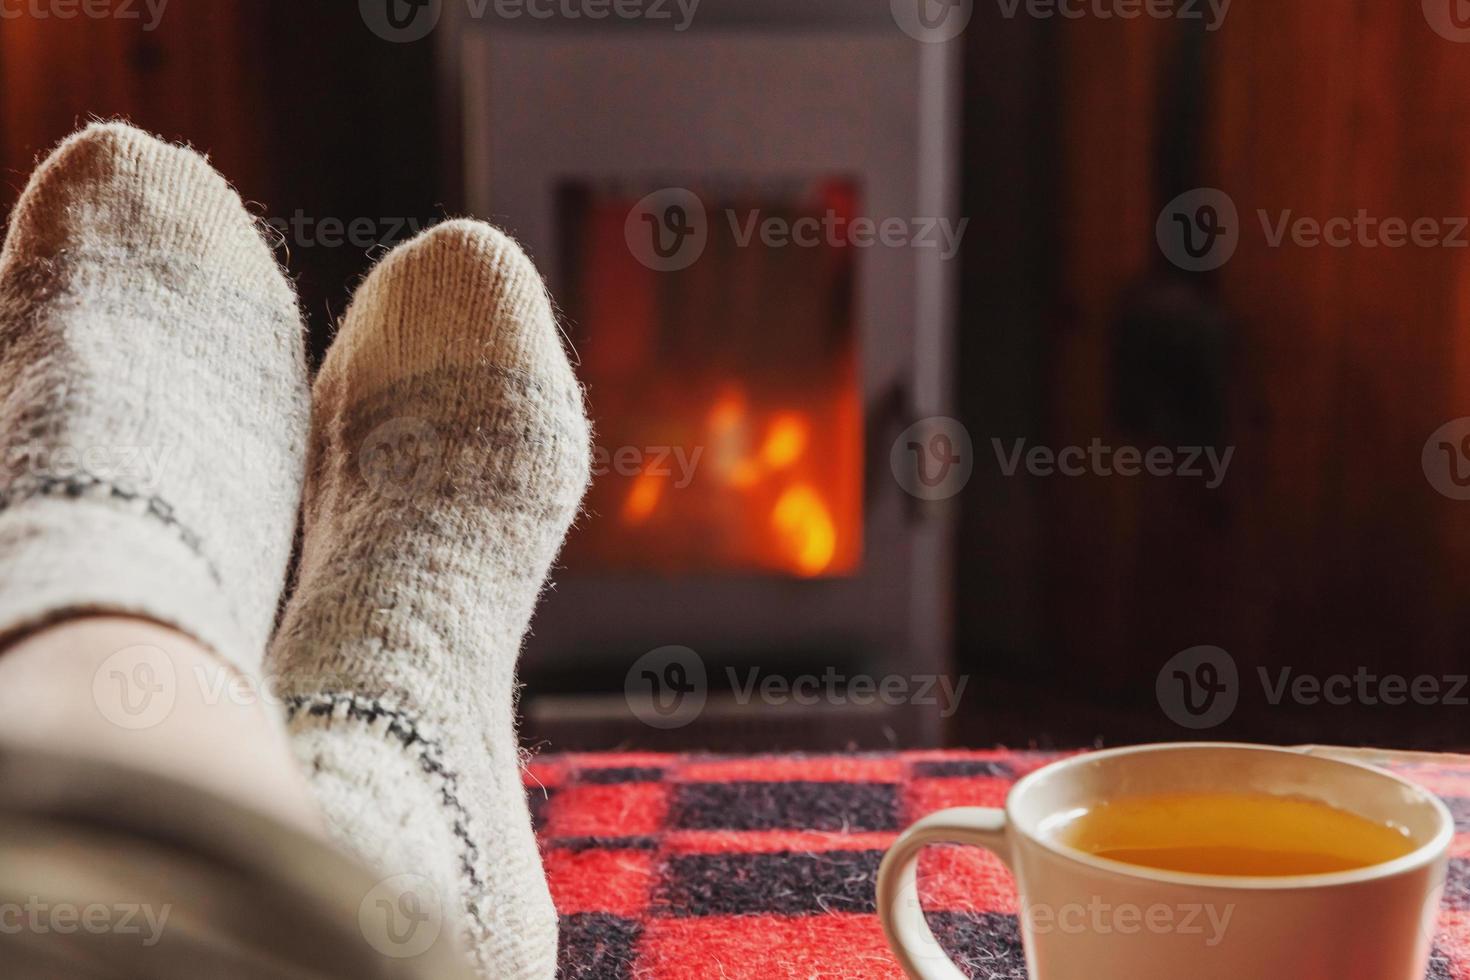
0,491,244,670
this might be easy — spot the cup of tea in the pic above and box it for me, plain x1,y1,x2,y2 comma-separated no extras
877,743,1453,979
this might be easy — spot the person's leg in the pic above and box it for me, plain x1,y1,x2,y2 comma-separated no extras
0,124,314,831
268,220,591,979
0,617,319,833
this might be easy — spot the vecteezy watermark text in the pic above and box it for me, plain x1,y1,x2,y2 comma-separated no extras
266,212,425,250
995,0,1230,31
1258,210,1470,250
625,188,968,271
3,443,172,493
0,899,171,946
725,210,968,261
1259,667,1469,709
992,438,1234,489
887,421,1232,500
1158,188,1470,272
727,667,969,718
361,0,698,43
623,646,969,729
0,0,168,30
1025,899,1234,946
1157,645,1470,730
476,0,698,28
591,444,703,489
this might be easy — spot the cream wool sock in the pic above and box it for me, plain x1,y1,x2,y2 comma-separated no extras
268,220,591,978
0,122,309,672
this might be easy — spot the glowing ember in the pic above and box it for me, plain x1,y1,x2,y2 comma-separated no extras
771,483,838,577
727,459,762,490
606,393,850,575
707,390,747,435
761,413,809,470
621,469,664,525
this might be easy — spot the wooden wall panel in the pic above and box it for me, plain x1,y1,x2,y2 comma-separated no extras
1045,17,1173,684
0,4,271,202
959,2,1470,748
0,2,441,356
1212,2,1470,690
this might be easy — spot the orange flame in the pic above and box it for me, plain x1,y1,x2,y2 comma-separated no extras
611,388,850,576
771,483,837,577
761,413,810,470
621,469,664,525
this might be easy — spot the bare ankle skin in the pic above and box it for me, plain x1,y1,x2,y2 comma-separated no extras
0,616,321,836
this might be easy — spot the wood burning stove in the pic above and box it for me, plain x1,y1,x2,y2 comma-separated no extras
440,0,964,748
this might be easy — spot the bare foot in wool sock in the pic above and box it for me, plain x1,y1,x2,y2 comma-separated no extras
267,220,591,978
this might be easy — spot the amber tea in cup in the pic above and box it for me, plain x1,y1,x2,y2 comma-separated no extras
1053,791,1417,877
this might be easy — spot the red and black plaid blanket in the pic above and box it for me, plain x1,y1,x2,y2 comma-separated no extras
525,750,1470,979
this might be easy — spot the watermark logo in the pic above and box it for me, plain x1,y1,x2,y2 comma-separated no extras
1424,0,1470,42
626,188,708,272
360,418,442,502
91,656,309,731
92,645,177,730
625,645,707,729
891,0,973,43
1157,188,1239,272
627,189,967,271
891,417,974,501
1158,647,1469,730
624,646,970,728
1162,189,1470,270
1423,418,1470,500
361,0,442,41
1156,645,1238,730
359,874,444,959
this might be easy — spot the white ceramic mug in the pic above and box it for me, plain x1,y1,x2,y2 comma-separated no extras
877,743,1453,980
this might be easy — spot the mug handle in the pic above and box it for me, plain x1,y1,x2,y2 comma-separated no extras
877,807,1013,980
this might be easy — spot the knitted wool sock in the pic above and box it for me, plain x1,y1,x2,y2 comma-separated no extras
268,220,590,978
0,122,308,672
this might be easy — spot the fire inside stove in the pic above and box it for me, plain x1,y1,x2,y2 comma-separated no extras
558,179,864,578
